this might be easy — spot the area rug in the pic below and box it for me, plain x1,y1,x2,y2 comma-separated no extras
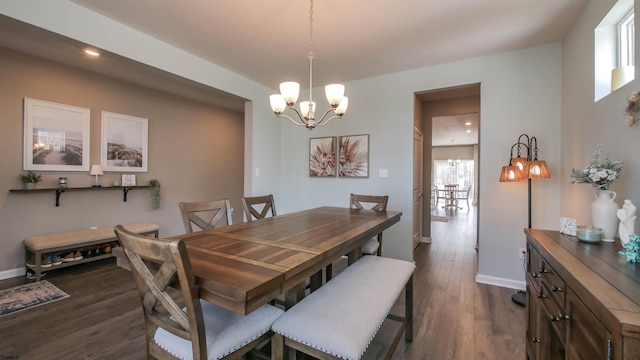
0,280,69,317
432,216,449,222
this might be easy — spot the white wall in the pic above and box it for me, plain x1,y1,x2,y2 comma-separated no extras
562,0,640,228
2,0,566,286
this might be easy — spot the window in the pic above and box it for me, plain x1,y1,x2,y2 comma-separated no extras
433,159,474,190
619,10,634,68
594,0,634,101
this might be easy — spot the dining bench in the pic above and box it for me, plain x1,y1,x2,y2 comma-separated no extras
24,222,159,281
271,255,415,360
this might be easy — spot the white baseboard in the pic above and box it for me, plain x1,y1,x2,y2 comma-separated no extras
0,267,26,281
420,237,432,244
476,273,525,291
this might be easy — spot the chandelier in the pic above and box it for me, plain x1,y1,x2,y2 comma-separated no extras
269,0,348,130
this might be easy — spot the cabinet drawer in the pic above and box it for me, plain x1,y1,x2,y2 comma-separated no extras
527,243,542,291
539,259,565,308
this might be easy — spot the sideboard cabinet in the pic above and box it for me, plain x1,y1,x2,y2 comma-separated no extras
525,229,640,360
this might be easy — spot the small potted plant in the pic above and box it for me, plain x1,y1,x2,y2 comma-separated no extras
19,170,42,190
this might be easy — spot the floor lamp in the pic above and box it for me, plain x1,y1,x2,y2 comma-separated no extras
499,134,551,306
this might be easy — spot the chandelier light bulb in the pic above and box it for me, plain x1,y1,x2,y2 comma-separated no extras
280,82,300,106
335,97,348,116
325,84,345,107
270,94,286,115
300,101,316,120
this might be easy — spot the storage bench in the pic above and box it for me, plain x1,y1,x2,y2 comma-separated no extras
24,222,159,281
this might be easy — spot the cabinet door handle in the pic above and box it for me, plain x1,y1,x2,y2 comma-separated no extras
607,339,613,360
550,315,560,322
537,292,547,299
532,337,541,344
552,285,563,292
532,272,540,278
539,268,549,274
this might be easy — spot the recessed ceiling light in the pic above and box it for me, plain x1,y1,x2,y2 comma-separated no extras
466,129,471,133
84,49,100,57
465,122,472,126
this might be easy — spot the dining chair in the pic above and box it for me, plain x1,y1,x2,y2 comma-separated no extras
179,199,232,233
350,193,389,256
114,225,283,360
241,194,276,222
435,186,448,207
455,185,473,209
443,184,459,209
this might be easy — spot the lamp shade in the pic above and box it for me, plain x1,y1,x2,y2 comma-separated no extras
611,66,634,92
499,165,523,182
280,82,300,106
325,84,345,107
527,160,550,178
511,157,528,178
300,101,316,120
90,165,103,175
335,97,348,116
270,94,286,114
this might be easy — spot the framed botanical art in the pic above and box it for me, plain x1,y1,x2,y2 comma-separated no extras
23,98,90,171
101,111,148,172
309,136,337,177
338,134,369,178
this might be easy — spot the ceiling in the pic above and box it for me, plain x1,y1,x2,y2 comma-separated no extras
68,0,587,88
1,0,587,141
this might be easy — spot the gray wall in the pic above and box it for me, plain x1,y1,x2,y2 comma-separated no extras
0,47,244,277
561,0,640,227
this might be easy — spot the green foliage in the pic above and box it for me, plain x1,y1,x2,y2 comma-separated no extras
149,179,161,209
571,142,623,190
18,170,42,183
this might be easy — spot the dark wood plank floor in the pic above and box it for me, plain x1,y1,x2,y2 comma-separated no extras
391,205,526,359
0,205,525,359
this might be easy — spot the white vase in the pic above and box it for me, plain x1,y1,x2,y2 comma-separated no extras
591,190,620,242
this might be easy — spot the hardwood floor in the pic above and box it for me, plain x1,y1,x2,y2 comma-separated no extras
391,205,526,359
0,206,525,359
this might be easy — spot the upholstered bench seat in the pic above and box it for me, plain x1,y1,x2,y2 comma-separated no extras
24,222,159,281
272,255,415,360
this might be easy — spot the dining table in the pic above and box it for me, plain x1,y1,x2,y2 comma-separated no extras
171,206,402,315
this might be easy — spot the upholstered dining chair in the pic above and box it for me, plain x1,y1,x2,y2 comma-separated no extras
351,193,389,256
241,195,276,222
179,199,233,233
114,225,283,360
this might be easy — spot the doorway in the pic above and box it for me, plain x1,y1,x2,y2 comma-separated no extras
413,83,480,252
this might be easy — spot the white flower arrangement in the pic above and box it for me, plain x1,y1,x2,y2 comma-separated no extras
624,90,640,127
571,142,624,190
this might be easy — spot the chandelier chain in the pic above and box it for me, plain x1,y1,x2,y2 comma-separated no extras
308,0,314,59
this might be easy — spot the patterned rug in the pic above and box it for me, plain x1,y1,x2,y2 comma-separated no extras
432,216,449,222
0,280,69,317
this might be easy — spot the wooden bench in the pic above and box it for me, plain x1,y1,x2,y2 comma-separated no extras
271,255,415,360
24,222,159,281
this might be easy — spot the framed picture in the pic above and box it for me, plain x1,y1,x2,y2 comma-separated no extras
101,111,148,172
338,134,369,178
23,98,90,171
309,136,337,177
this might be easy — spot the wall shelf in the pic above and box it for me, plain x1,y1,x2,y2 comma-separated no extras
9,186,151,207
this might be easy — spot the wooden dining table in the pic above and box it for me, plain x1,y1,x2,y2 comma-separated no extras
170,206,402,315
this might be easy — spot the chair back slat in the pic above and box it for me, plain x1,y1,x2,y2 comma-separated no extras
350,194,389,212
179,199,232,233
115,225,207,359
241,194,277,222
